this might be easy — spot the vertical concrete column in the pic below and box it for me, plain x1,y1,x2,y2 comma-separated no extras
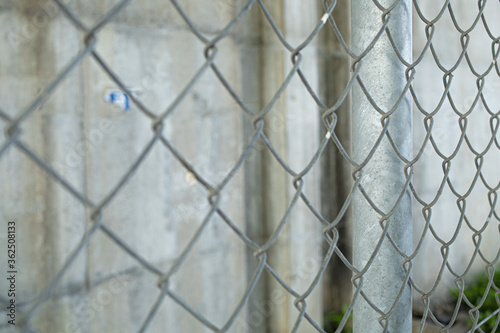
318,0,352,313
258,1,323,332
351,0,412,332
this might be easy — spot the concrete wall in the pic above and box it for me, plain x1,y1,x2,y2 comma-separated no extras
253,2,324,332
0,0,498,332
0,1,324,332
411,0,500,302
318,0,353,315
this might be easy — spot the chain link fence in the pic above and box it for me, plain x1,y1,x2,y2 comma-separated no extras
0,0,499,332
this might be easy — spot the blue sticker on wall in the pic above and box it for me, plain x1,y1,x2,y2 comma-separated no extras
104,89,141,111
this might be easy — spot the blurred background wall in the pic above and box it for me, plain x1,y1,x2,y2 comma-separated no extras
0,0,498,332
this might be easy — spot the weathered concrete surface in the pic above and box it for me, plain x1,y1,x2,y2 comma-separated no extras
2,1,495,332
317,0,353,315
0,3,88,332
254,1,324,332
0,0,250,332
0,1,325,332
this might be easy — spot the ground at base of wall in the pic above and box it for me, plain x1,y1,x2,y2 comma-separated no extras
412,314,471,333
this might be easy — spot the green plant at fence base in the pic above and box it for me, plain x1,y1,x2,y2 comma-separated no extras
450,268,500,331
324,304,353,333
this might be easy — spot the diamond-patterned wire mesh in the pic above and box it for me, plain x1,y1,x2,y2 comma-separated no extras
0,0,499,332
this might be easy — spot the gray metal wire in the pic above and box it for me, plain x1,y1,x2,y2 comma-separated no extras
0,0,499,332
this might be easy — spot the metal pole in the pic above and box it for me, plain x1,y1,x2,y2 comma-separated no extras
351,0,412,332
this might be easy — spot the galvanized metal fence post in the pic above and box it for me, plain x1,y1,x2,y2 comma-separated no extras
351,0,413,332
